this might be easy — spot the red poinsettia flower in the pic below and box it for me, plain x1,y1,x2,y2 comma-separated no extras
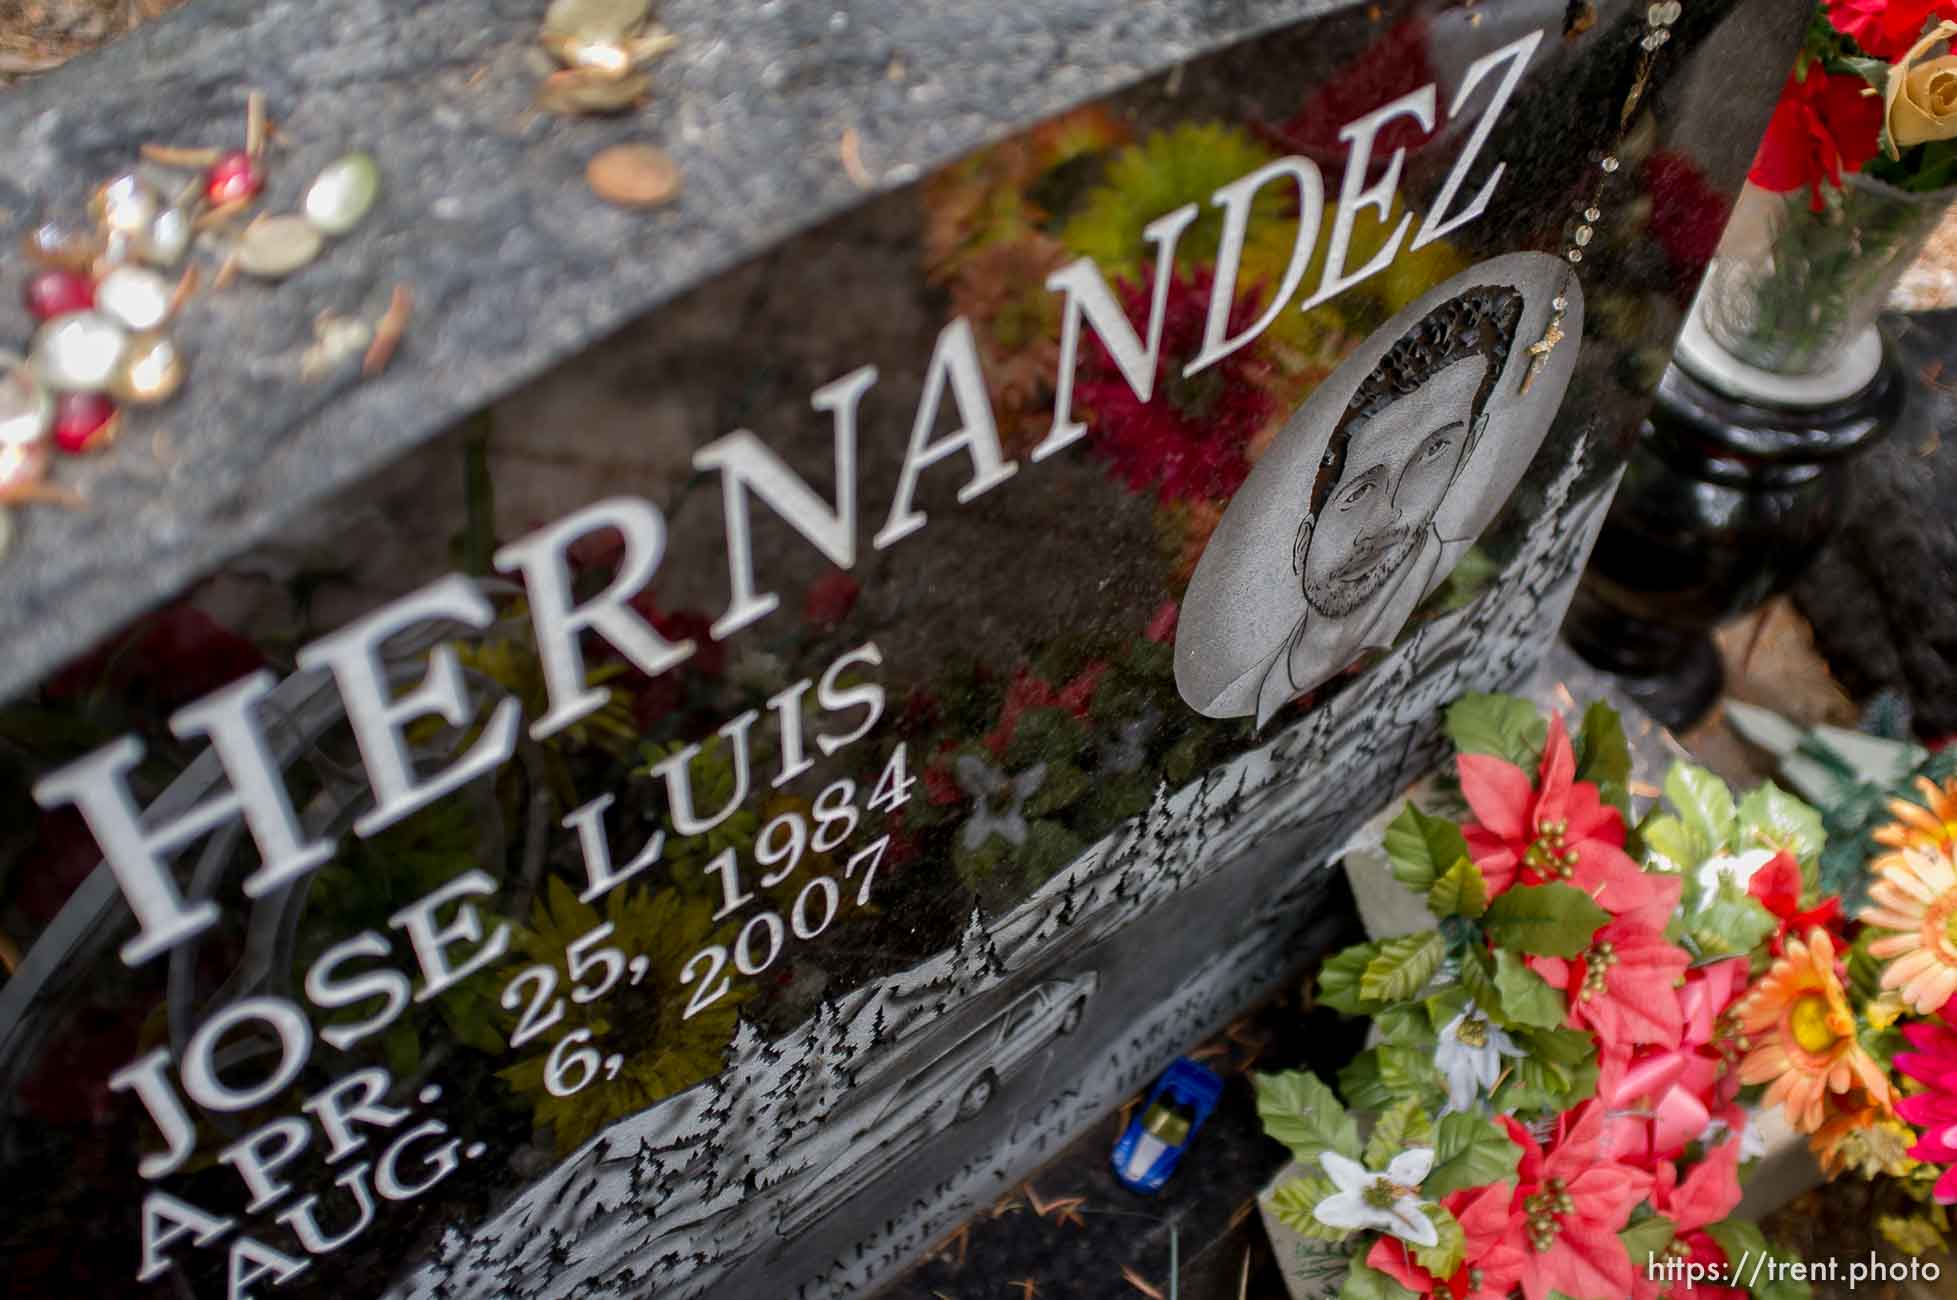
1477,1103,1656,1300
1748,66,1884,212
1746,850,1847,955
1367,1181,1521,1299
1598,957,1749,1166
1530,894,1692,1048
1828,0,1957,58
1630,1138,1748,1300
1078,263,1277,506
1459,714,1668,920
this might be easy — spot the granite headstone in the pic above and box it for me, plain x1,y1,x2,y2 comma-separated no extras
0,0,1804,1296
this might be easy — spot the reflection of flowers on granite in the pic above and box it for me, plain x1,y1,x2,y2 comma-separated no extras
1642,151,1732,305
1263,18,1434,163
921,105,1129,282
1077,263,1278,505
951,234,1071,455
1062,122,1289,275
45,601,264,709
502,876,744,1154
956,754,1046,850
1099,708,1159,774
802,567,861,630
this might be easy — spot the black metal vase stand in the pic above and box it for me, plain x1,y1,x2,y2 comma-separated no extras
1564,316,1903,731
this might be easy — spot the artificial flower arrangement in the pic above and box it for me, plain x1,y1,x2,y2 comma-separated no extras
1253,692,1881,1300
1705,0,1957,370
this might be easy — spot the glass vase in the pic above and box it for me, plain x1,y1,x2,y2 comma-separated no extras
1696,174,1956,376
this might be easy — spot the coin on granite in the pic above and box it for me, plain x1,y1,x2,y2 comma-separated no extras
139,206,194,268
587,144,682,209
95,266,175,332
535,67,652,115
92,173,160,237
110,333,185,405
304,153,381,237
0,356,53,451
542,0,651,42
238,215,326,278
30,312,130,393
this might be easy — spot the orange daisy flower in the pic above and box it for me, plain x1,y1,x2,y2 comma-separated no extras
1860,844,1957,1014
1736,929,1891,1133
1872,775,1957,866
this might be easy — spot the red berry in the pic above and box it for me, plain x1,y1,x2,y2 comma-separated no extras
23,269,94,321
52,392,118,454
205,150,264,205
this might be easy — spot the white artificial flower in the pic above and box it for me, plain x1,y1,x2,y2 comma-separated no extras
1694,847,1777,905
1435,1008,1527,1114
1313,1149,1439,1247
1702,1109,1769,1162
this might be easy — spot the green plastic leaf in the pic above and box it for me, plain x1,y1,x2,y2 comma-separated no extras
1339,1255,1420,1300
1498,1028,1599,1112
1492,948,1567,1028
1384,804,1472,895
1576,701,1633,815
1377,1045,1448,1110
1412,1204,1466,1281
1318,941,1389,1016
1736,781,1826,865
1337,1051,1397,1113
1702,1219,1814,1300
1446,693,1548,769
1270,1174,1352,1242
1619,1213,1676,1268
1665,762,1737,860
1360,931,1447,1004
1482,883,1610,957
1638,812,1702,872
1458,947,1506,1021
1424,1112,1522,1199
1256,1070,1362,1165
1373,1002,1433,1048
1366,1098,1435,1168
1428,856,1489,918
1689,879,1779,958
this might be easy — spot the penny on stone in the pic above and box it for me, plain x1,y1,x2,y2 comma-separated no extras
535,67,652,115
237,215,326,278
110,333,186,406
304,153,381,237
30,312,130,393
587,144,682,208
95,266,175,332
91,173,160,237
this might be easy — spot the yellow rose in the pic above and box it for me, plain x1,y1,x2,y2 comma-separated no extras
1886,20,1957,155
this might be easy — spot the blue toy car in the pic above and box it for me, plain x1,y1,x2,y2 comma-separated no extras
1111,1057,1224,1193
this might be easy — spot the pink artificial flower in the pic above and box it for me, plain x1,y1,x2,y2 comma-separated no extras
1630,1139,1748,1300
1598,958,1749,1165
1477,1103,1655,1300
1895,1002,1957,1202
1459,714,1668,920
1529,885,1693,1049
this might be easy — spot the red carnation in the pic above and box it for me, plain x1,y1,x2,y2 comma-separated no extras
1828,0,1957,59
1748,66,1884,212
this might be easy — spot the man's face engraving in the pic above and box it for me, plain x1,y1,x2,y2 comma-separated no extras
1298,355,1483,618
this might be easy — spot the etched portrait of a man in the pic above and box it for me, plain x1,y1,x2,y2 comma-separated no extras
1175,253,1583,728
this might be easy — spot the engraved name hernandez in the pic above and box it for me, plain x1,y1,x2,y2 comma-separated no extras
23,27,1539,1291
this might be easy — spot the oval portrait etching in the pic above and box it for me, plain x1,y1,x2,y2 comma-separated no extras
1174,251,1584,728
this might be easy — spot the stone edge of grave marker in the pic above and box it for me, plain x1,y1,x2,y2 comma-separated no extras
0,0,1339,706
